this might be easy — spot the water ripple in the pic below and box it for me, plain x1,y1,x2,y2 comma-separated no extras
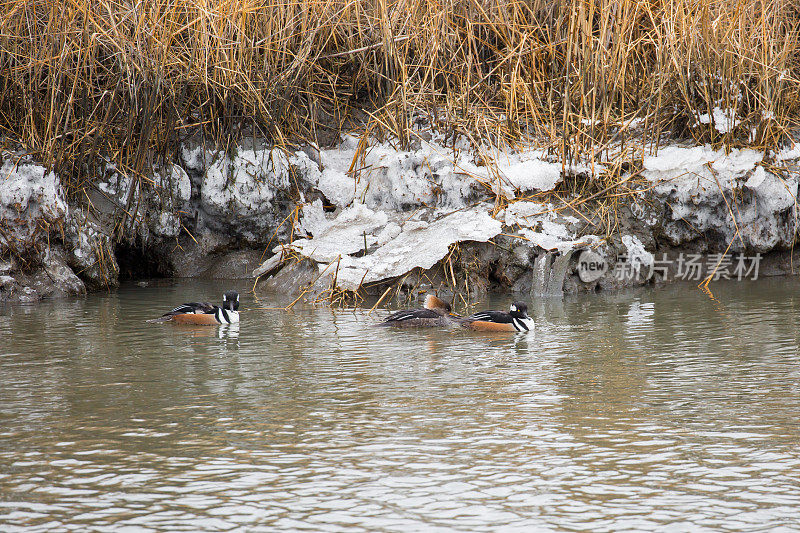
1,279,800,531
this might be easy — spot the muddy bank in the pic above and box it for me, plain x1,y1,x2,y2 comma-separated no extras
2,137,799,303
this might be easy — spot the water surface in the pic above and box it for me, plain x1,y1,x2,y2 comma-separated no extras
2,279,800,531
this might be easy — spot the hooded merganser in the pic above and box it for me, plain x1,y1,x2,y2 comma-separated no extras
460,301,534,332
376,294,459,328
149,290,240,325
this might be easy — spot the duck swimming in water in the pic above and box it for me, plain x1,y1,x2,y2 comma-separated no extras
149,290,240,325
459,301,534,332
376,294,459,328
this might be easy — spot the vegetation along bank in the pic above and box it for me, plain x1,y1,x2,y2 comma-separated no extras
1,0,799,303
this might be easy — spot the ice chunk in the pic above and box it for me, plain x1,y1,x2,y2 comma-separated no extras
642,146,763,206
776,143,800,161
520,229,602,254
0,159,68,247
621,235,654,273
495,158,563,194
326,207,502,290
307,135,594,210
202,148,290,216
696,107,740,133
290,203,388,263
294,199,329,237
643,146,762,184
375,222,402,245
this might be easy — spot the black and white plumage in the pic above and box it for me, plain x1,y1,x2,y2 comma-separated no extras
150,290,240,325
460,301,534,332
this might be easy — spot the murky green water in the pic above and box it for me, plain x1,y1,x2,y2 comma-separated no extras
1,278,800,531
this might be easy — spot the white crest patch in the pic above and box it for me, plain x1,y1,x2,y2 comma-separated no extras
510,304,517,312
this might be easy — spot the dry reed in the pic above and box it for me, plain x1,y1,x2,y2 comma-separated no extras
1,0,798,199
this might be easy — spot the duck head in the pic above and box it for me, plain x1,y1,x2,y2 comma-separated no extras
509,301,535,331
223,290,240,311
509,301,529,318
424,294,453,316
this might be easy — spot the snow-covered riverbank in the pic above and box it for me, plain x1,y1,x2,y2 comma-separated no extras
256,136,800,300
2,134,799,303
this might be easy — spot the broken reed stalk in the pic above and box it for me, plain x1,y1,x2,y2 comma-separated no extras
368,285,394,314
329,255,341,300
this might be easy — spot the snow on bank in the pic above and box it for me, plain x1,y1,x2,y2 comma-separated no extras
475,147,602,199
776,142,800,162
642,145,764,220
95,163,192,239
258,135,607,290
641,145,799,250
198,134,609,291
0,156,118,294
201,148,290,217
183,146,289,223
257,138,800,292
271,197,602,292
307,135,580,211
696,107,740,134
179,145,309,242
500,201,602,253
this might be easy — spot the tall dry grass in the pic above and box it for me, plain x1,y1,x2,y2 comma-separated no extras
1,0,798,191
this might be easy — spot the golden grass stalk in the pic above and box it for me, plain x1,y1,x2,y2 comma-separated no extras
0,0,797,204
